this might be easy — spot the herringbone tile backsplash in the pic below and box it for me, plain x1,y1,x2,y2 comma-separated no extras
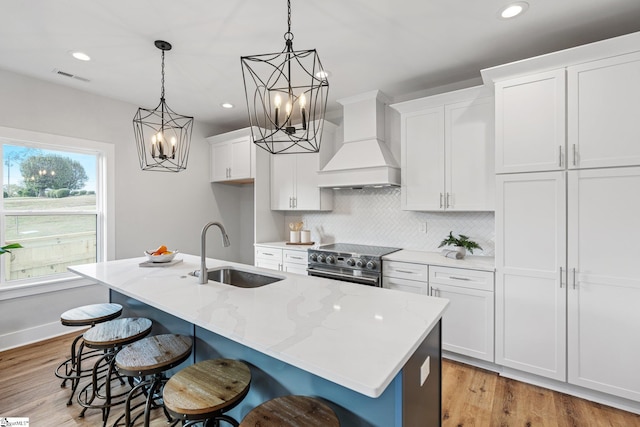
285,187,495,256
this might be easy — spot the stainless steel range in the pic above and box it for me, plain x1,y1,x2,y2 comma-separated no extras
307,243,401,287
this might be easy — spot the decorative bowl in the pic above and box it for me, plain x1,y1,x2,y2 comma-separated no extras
144,250,178,263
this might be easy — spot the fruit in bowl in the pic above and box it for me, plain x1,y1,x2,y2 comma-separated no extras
144,245,178,263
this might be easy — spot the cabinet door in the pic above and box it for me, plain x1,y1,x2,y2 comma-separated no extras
270,155,296,210
229,137,252,179
401,106,445,210
495,172,567,381
568,52,640,169
382,277,427,294
431,284,494,362
255,258,281,271
293,153,322,210
495,69,566,173
567,167,640,401
445,97,495,210
210,142,230,182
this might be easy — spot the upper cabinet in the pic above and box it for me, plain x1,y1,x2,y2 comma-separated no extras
494,51,640,174
495,69,566,174
567,51,640,169
207,128,256,183
391,86,495,211
270,120,336,211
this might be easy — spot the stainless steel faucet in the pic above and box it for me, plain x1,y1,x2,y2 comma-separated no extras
199,221,231,284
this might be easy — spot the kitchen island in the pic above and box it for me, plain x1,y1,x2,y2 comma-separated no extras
69,254,448,426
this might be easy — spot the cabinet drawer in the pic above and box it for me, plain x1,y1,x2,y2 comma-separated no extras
429,266,494,291
382,277,427,295
383,261,428,282
283,249,308,265
255,247,283,262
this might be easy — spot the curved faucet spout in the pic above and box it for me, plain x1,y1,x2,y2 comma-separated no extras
200,221,230,284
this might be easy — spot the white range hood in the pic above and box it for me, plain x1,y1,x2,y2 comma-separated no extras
318,90,400,189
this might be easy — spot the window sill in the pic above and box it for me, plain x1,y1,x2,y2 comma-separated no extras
0,274,98,301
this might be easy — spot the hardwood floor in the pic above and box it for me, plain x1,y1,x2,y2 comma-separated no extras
1,332,639,426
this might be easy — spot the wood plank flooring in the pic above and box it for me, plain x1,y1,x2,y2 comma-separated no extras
1,332,640,426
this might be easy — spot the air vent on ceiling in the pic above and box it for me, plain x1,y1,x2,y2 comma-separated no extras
52,68,90,83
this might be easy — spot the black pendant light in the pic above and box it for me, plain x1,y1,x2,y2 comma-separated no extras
133,40,194,172
241,0,329,154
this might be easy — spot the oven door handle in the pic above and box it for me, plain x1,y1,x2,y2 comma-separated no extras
306,268,380,286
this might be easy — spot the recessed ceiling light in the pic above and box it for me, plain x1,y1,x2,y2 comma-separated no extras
498,1,529,19
71,51,91,61
221,103,234,109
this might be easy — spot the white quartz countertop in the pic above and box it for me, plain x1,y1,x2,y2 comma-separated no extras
69,254,448,398
383,250,495,272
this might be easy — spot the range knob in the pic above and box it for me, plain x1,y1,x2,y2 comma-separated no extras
346,258,356,267
366,260,377,270
317,254,326,263
326,255,336,264
309,253,318,262
356,258,366,268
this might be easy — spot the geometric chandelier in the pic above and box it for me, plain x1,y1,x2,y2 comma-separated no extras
133,40,194,172
241,0,329,154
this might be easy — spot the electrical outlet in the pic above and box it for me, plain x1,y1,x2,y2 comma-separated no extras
418,222,428,234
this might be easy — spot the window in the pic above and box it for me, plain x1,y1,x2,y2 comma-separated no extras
0,127,114,289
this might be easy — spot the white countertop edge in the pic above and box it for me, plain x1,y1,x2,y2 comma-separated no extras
69,255,448,398
383,249,495,271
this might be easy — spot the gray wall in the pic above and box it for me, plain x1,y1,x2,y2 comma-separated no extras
0,68,253,350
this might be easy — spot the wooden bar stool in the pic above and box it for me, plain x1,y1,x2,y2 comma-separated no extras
113,334,192,427
55,303,123,406
77,317,153,427
163,358,252,427
239,395,340,427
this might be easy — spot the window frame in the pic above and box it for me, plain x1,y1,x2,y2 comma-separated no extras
0,126,115,299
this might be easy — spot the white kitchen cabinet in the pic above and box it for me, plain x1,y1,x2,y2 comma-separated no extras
254,244,308,275
567,167,640,401
208,129,254,183
495,69,566,173
392,86,494,211
495,172,567,381
567,51,640,169
382,260,428,294
271,152,333,211
429,266,494,362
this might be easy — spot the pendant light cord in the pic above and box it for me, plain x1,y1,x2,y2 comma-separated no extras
160,49,166,101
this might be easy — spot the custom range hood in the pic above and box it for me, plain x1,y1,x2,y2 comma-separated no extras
318,90,400,189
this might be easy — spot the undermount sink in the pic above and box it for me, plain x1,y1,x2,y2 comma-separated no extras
193,266,283,288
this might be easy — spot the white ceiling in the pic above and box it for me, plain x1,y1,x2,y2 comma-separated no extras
2,0,640,132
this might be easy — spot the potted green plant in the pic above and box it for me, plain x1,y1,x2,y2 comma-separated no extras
0,243,23,255
438,231,482,258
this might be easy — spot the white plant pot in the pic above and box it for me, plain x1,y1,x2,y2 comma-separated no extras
454,246,466,258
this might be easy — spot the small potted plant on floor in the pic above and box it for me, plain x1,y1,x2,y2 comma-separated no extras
438,231,482,259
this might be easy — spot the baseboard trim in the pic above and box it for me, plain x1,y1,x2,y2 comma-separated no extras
0,321,85,352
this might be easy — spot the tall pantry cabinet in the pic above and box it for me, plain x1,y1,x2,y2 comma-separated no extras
494,48,640,401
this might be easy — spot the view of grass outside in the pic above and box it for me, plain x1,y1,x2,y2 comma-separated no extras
2,143,99,283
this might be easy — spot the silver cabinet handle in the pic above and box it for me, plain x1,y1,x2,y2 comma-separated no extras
395,269,416,274
439,193,443,209
430,287,439,297
449,276,470,281
558,146,563,167
293,197,297,208
572,267,577,289
262,252,274,256
559,267,564,288
290,256,303,260
289,197,292,208
572,144,577,166
446,193,450,209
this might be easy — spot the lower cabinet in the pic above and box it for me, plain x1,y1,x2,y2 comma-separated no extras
429,266,494,362
383,260,495,363
254,244,308,276
382,261,428,294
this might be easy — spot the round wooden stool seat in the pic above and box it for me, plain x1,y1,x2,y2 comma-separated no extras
240,395,340,427
114,334,193,427
55,303,123,406
60,303,123,326
163,358,251,426
83,317,152,349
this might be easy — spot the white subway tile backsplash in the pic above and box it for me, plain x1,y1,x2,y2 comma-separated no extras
285,187,495,256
